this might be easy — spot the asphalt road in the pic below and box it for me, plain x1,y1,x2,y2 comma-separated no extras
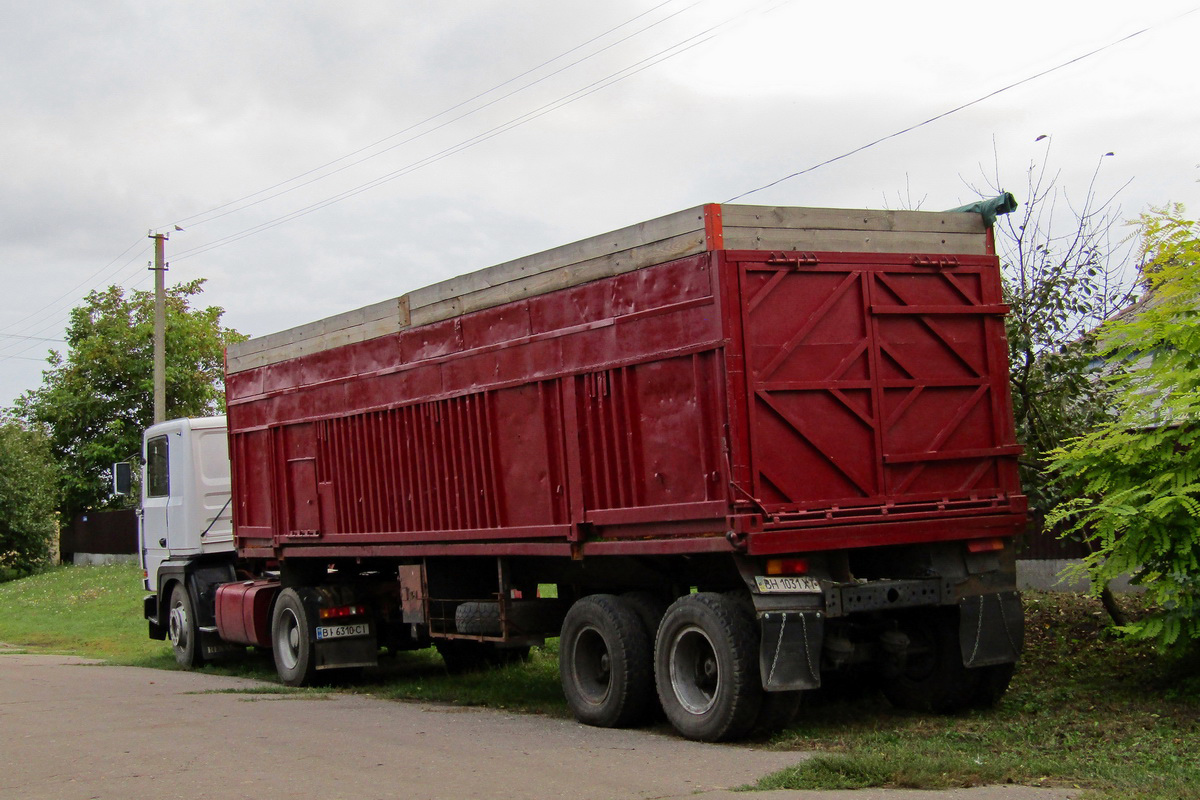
0,650,1079,800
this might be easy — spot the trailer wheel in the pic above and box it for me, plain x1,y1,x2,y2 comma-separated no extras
882,609,978,713
620,590,669,639
717,590,800,736
167,583,203,668
559,594,654,728
272,588,317,687
655,593,763,742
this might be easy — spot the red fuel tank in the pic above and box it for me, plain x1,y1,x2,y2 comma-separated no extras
215,580,279,647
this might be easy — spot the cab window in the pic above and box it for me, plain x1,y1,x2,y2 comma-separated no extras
146,435,170,498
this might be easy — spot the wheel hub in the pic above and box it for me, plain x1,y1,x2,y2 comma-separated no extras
573,626,613,705
275,608,302,671
169,604,188,646
669,625,720,716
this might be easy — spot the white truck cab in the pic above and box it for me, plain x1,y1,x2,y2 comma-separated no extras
139,416,234,591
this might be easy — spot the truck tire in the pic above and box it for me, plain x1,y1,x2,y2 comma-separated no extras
167,583,203,668
454,602,501,635
882,608,978,713
620,590,669,639
271,588,317,687
454,599,567,636
655,593,763,742
717,589,800,736
559,594,654,728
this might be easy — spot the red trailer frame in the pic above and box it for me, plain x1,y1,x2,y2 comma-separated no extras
224,205,1024,563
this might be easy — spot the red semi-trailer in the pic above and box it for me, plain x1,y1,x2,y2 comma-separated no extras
140,200,1026,741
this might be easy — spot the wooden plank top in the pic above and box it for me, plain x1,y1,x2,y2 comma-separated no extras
226,202,992,373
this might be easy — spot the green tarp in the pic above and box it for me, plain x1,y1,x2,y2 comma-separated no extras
946,192,1018,228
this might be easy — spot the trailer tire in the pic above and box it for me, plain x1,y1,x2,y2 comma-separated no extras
272,588,317,687
167,583,203,668
882,609,978,713
717,590,799,736
559,594,654,728
655,593,763,742
620,590,669,639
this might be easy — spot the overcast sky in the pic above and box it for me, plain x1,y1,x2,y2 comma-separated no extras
2,0,1198,409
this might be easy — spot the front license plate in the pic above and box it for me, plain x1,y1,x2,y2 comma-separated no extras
755,576,822,594
315,622,370,641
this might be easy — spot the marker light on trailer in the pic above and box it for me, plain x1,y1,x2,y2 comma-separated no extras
765,558,809,576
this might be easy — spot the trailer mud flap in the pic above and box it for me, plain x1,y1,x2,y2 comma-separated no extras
959,591,1023,668
759,610,823,691
315,634,378,670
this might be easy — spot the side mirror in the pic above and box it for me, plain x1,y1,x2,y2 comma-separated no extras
113,462,133,496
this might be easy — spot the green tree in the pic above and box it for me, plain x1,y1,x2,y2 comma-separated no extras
1048,205,1200,650
0,418,60,576
13,278,245,521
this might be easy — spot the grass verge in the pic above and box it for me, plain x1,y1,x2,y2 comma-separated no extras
0,563,169,665
750,592,1200,800
3,565,1197,798
0,562,568,714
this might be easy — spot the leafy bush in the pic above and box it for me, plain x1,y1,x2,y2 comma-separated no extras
0,419,59,576
1049,205,1200,649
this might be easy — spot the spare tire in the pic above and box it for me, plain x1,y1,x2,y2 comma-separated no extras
454,600,566,636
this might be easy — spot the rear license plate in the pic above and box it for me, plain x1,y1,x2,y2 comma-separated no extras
315,623,370,640
755,576,822,594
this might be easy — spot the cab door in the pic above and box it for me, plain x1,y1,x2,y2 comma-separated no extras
140,432,172,587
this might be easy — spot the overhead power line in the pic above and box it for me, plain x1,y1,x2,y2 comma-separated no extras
727,7,1200,202
173,0,789,262
0,236,147,338
160,0,700,233
0,333,65,343
3,2,710,363
0,239,150,364
10,2,1188,369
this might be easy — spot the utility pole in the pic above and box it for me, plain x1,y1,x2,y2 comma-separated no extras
149,232,168,424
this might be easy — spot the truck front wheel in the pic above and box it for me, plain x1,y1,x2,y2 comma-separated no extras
272,588,317,686
655,593,762,742
559,594,654,728
167,583,203,668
